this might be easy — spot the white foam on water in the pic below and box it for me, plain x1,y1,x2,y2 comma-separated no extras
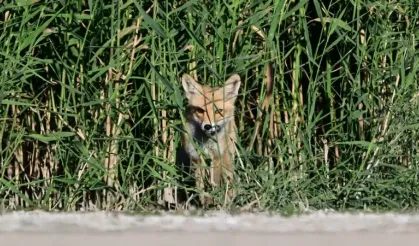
1,210,419,234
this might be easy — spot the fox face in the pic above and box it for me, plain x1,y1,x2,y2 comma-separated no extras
181,74,241,138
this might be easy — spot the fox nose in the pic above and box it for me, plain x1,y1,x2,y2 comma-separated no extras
204,124,212,130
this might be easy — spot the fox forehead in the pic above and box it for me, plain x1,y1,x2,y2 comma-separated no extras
181,73,241,110
188,86,235,109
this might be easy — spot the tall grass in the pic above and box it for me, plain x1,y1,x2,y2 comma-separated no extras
0,0,418,212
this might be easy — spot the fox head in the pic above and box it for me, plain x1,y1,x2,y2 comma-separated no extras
181,73,241,137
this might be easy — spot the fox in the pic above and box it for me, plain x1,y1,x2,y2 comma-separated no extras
179,73,241,206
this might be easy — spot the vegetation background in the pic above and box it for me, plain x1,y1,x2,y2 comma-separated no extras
0,0,418,212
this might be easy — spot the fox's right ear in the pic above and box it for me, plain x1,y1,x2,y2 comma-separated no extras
181,74,202,99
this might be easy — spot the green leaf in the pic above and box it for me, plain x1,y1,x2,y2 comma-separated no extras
133,2,167,39
28,132,76,143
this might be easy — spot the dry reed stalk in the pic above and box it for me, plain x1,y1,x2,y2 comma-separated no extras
10,104,21,208
104,41,117,208
126,17,143,203
290,56,299,171
161,79,175,206
366,74,401,175
264,62,274,170
248,25,275,158
358,29,367,140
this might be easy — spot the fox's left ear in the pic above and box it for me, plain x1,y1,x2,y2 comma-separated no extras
223,74,241,100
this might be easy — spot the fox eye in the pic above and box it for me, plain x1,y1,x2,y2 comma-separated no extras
195,107,205,114
215,108,223,114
